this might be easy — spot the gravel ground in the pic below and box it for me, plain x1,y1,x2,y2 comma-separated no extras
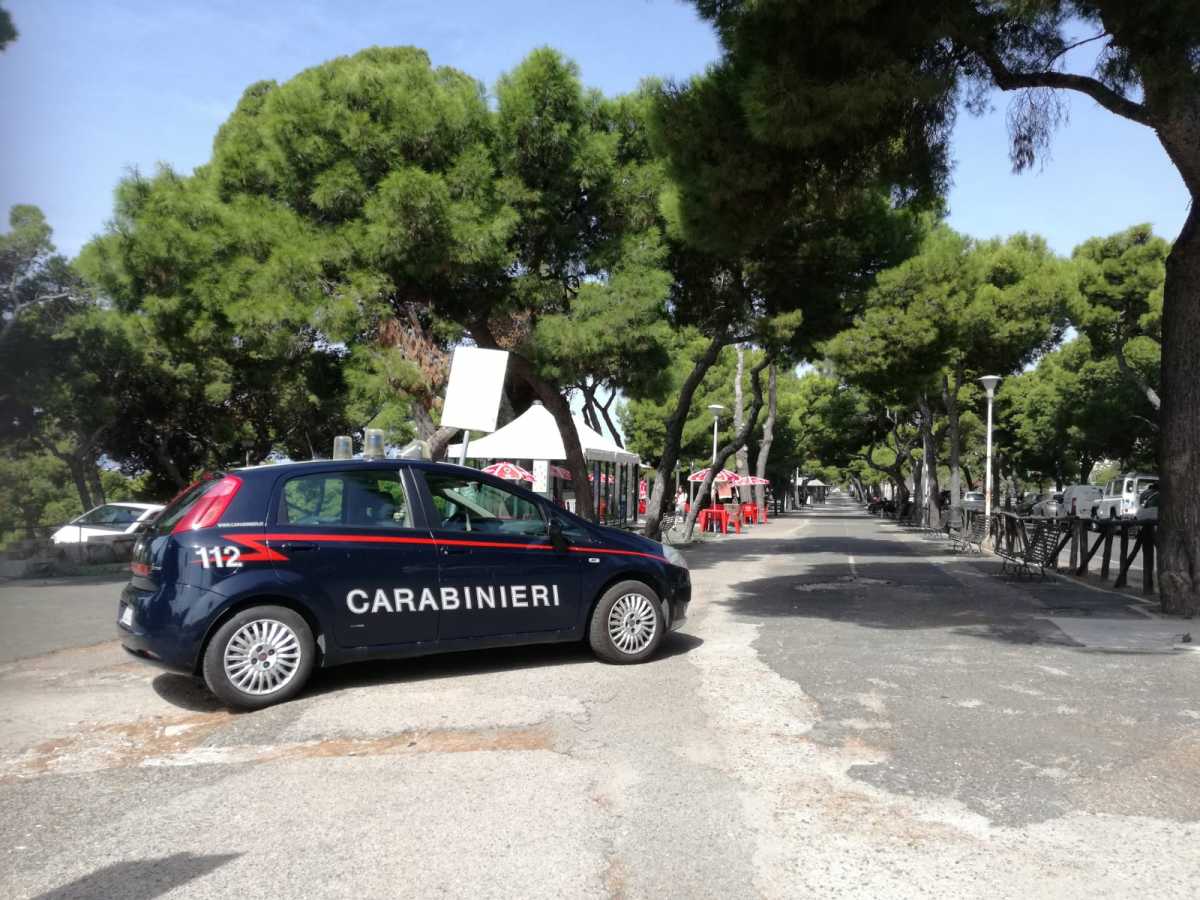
1,499,1197,899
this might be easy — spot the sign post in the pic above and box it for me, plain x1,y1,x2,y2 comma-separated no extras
440,347,510,465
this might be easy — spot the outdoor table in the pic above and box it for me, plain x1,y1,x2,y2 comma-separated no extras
697,508,741,534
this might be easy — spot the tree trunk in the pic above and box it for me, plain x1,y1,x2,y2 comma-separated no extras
682,354,772,540
507,357,596,522
917,394,941,528
644,335,727,541
67,457,94,512
1114,343,1162,411
941,372,961,522
1156,199,1200,616
37,436,96,512
153,435,187,489
428,427,459,460
733,347,750,481
412,403,459,460
752,364,777,508
597,391,624,448
85,457,105,507
580,383,601,433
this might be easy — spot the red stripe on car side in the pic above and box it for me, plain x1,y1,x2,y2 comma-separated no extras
219,531,666,562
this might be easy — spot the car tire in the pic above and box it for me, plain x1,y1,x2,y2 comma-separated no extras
589,580,665,665
1109,509,1118,521
202,605,315,710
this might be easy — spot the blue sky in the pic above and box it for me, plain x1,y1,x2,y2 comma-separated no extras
0,0,1189,259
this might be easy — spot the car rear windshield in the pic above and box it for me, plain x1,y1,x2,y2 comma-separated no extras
152,475,224,535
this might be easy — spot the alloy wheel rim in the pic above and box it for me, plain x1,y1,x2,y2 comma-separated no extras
607,593,657,654
223,619,302,695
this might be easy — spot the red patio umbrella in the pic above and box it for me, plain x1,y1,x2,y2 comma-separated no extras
549,464,572,480
481,461,535,482
733,474,770,486
687,467,739,483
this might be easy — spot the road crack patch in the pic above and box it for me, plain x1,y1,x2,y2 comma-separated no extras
0,717,554,780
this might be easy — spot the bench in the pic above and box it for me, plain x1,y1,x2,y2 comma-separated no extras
995,520,1061,579
659,515,681,545
950,515,987,554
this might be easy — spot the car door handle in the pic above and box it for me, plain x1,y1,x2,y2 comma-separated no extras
278,542,318,552
440,546,470,556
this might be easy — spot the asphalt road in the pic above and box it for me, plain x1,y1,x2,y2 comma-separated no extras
1,501,1197,899
0,575,127,663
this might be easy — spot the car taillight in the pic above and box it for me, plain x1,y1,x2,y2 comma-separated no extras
130,561,151,576
172,475,243,534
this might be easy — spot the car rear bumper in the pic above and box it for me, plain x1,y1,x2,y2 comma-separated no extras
118,583,202,674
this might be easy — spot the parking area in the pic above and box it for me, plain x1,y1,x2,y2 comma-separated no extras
2,503,1199,899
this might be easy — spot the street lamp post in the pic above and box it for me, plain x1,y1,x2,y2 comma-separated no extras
707,404,724,465
707,404,725,507
979,376,1001,527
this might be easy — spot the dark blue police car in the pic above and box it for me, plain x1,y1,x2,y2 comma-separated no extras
119,459,690,709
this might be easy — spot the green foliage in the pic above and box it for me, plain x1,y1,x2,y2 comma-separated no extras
690,1,1198,177
824,227,1072,402
0,4,15,52
75,171,354,492
1070,224,1165,396
998,335,1157,484
0,452,74,540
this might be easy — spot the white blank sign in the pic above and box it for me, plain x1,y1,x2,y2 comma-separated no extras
440,347,509,433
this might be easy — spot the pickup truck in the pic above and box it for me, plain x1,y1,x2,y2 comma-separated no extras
1091,473,1158,521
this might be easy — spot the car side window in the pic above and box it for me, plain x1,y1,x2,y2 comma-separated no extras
280,470,415,529
422,473,545,536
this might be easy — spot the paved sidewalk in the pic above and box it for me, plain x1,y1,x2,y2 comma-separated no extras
883,517,1194,654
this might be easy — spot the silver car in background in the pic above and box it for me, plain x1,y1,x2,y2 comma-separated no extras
1031,492,1064,517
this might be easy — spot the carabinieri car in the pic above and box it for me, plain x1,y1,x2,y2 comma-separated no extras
119,459,690,709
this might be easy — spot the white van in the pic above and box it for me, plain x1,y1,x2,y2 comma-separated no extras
1060,484,1103,519
1092,473,1158,521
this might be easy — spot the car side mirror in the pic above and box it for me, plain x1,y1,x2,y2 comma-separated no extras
548,518,569,552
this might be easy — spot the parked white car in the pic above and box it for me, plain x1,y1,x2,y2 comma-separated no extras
51,502,164,544
1092,473,1158,521
1031,492,1064,517
1060,484,1104,518
961,491,985,511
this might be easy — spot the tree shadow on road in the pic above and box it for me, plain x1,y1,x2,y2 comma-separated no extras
33,852,239,900
152,633,704,711
720,559,1114,649
307,631,704,698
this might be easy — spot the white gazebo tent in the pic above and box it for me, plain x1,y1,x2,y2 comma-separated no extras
794,476,828,505
448,401,641,522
